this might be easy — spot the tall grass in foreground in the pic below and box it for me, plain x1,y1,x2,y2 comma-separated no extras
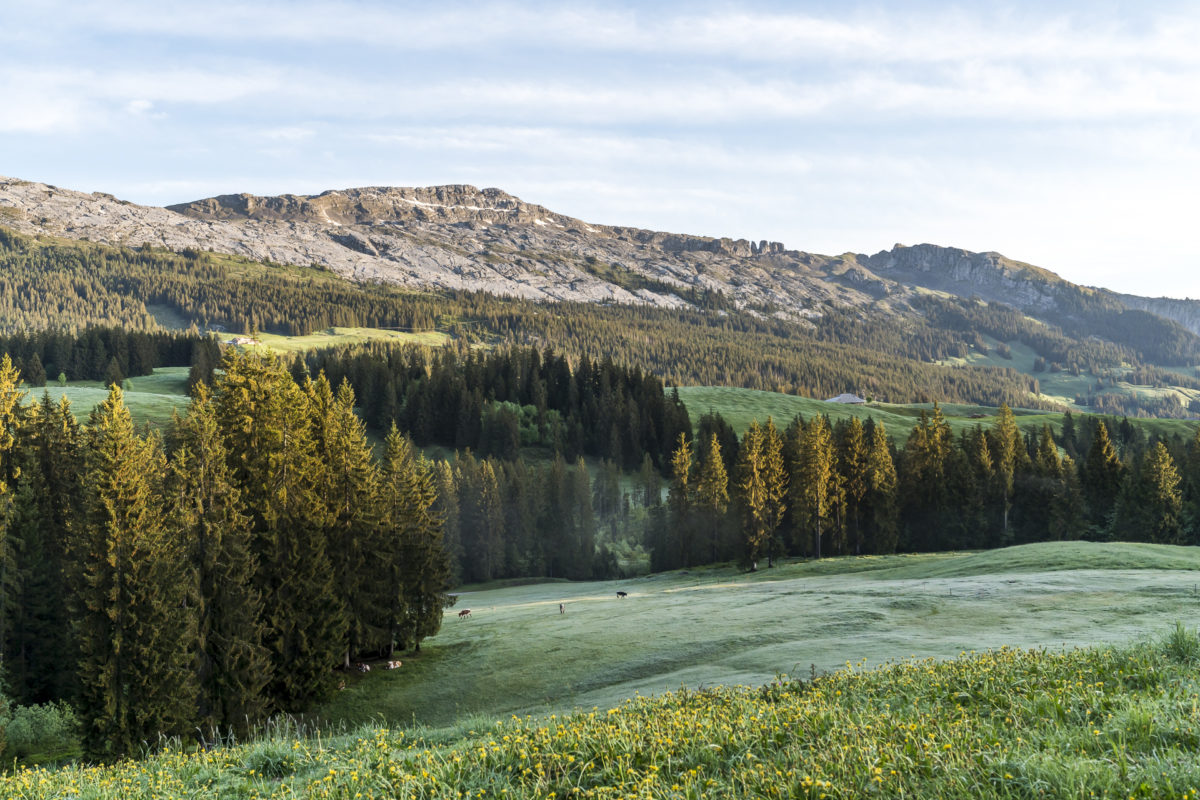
6,631,1200,798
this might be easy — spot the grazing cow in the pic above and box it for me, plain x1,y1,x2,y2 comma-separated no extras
386,660,402,669
459,609,472,619
356,662,370,673
616,591,628,599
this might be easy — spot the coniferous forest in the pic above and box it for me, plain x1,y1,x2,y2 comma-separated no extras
2,335,1195,757
0,353,452,758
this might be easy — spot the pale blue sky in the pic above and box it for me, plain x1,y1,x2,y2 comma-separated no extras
3,1,1199,297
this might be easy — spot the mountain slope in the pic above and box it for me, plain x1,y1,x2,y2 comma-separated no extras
3,174,1200,416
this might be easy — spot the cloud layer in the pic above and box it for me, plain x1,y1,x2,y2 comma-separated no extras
3,1,1199,296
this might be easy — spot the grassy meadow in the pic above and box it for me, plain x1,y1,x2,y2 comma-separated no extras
10,541,1200,798
320,541,1200,729
240,326,452,354
24,366,193,428
675,384,1200,443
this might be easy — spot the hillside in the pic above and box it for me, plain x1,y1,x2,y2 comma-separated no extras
12,634,1200,798
7,542,1200,798
320,542,1200,728
5,175,1200,415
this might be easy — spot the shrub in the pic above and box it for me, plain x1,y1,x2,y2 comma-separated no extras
2,701,80,762
1163,621,1200,665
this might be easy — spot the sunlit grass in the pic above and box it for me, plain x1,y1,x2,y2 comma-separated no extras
10,633,1200,797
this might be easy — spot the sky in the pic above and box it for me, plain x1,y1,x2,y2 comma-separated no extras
2,1,1200,298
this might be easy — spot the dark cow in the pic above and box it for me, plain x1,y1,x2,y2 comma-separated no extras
458,609,472,619
616,591,628,599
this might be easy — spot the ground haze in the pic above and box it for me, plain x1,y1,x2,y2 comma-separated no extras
321,541,1200,727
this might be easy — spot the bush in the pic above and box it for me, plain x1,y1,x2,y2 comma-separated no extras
1,702,80,763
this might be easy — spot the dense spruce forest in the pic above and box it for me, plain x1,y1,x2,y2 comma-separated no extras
0,352,453,758
652,404,1200,574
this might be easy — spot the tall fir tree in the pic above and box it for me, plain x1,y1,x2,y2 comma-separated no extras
735,421,768,570
433,459,464,584
0,355,24,672
378,427,453,653
166,385,270,732
308,376,386,665
863,421,899,554
1081,421,1124,536
760,418,789,566
76,386,198,758
989,403,1026,542
899,405,954,551
694,433,730,565
6,394,81,703
213,352,346,708
792,414,837,559
1113,441,1183,544
1050,455,1087,541
666,432,694,568
837,417,869,555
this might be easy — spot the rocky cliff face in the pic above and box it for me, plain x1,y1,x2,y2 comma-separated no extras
859,243,1071,311
1111,293,1200,336
0,176,883,316
0,174,1186,333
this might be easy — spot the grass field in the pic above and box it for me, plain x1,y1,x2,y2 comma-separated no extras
240,326,452,354
23,366,193,428
11,541,1200,798
319,541,1200,730
675,384,1200,443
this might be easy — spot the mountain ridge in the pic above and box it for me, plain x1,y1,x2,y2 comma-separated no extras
4,174,1200,342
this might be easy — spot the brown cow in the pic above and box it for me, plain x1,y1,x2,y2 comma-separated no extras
458,609,472,619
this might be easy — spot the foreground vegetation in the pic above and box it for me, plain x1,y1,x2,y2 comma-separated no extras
7,630,1200,798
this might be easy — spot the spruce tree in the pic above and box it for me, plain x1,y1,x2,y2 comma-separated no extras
989,403,1025,542
1081,421,1124,535
864,421,898,554
735,421,768,570
1050,455,1087,541
380,427,452,654
1113,442,1183,544
167,386,270,732
571,456,597,579
308,376,386,665
7,394,81,703
0,355,24,670
760,418,789,566
1181,428,1200,543
213,352,346,709
838,417,869,554
667,433,693,567
899,405,953,551
695,433,729,564
76,386,197,758
433,459,464,584
793,415,837,559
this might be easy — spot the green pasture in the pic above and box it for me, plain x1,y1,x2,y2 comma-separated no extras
238,326,452,354
21,366,192,428
675,384,1200,443
319,540,1200,729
